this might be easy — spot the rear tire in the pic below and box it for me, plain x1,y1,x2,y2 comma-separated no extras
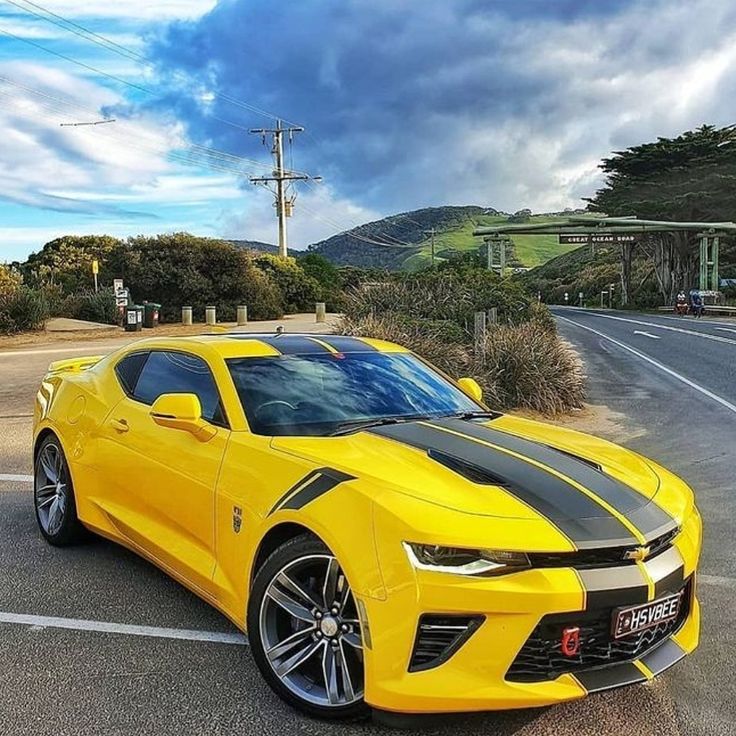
34,435,86,546
247,534,369,721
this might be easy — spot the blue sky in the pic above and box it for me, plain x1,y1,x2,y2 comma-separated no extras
2,0,736,261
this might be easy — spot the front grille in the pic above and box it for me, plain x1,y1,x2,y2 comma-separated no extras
409,615,484,672
507,579,691,682
528,527,680,570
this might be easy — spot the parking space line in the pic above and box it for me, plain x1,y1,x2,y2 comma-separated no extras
0,610,248,646
0,474,32,483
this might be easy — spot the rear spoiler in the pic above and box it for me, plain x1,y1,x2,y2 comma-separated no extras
47,355,104,375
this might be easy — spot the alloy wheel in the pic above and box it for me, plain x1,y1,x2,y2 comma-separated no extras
35,442,68,536
258,554,364,708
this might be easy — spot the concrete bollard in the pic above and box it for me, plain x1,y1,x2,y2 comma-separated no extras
237,305,248,326
315,302,326,324
205,305,216,326
182,306,193,326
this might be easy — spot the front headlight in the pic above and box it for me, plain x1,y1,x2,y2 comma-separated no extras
403,542,530,576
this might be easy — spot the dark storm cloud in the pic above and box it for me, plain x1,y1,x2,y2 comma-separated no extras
147,0,736,213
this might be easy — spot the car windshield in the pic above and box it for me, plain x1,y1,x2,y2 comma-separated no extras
227,351,482,436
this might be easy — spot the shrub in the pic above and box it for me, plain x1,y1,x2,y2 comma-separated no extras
0,264,22,297
0,287,49,334
62,289,118,325
254,254,321,314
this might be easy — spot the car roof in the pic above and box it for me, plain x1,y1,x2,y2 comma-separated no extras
121,333,409,360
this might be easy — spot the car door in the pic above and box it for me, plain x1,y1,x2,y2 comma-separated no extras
98,349,229,594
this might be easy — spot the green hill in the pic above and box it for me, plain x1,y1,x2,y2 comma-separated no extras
309,207,581,271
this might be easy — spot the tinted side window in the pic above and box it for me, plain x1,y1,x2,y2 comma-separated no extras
115,352,149,395
133,351,226,426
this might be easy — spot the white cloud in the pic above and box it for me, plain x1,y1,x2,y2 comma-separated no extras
219,184,383,248
9,0,218,22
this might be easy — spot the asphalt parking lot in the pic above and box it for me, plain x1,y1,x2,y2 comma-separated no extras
0,324,734,735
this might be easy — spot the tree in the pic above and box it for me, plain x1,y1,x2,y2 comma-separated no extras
586,125,736,301
253,254,321,313
21,235,122,294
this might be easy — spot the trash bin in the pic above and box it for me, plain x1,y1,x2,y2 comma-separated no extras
143,302,161,328
124,305,143,332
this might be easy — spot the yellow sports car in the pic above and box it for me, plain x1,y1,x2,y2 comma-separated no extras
33,333,700,720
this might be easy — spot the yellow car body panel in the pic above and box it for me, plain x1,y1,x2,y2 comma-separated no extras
33,333,701,714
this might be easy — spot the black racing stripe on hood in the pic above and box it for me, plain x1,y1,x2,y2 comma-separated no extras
370,423,639,549
433,418,676,540
316,335,377,352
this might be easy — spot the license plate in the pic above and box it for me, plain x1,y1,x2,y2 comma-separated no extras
612,592,682,639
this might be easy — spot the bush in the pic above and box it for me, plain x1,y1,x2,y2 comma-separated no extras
108,234,284,322
0,264,22,297
254,254,321,313
0,287,49,334
62,289,118,325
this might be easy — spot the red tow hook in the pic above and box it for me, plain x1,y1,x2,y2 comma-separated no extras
561,626,581,657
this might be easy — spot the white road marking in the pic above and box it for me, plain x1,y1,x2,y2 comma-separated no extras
0,474,33,483
714,327,736,335
572,312,736,347
557,315,736,416
633,330,661,339
0,610,248,646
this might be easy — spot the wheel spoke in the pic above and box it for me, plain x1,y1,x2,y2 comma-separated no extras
337,641,356,702
36,483,56,500
322,557,340,609
39,448,57,484
274,638,323,678
266,626,316,663
277,571,322,611
343,630,362,649
37,494,56,510
47,498,62,534
322,644,341,705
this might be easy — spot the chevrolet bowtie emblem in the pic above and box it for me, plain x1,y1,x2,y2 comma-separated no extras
624,545,651,562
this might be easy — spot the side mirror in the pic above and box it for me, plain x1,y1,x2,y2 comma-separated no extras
149,393,216,442
457,377,483,403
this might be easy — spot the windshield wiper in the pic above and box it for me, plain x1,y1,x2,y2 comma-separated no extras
329,414,433,437
444,410,499,421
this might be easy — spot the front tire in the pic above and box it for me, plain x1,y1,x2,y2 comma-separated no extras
247,534,368,721
34,435,85,546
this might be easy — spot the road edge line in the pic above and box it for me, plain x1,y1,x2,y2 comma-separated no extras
556,315,736,416
0,610,248,646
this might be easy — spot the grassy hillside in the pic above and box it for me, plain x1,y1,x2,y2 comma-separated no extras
310,208,580,271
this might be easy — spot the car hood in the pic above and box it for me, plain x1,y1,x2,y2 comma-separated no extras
271,414,677,548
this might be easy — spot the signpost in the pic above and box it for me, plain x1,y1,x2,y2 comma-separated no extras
113,278,129,322
91,259,99,293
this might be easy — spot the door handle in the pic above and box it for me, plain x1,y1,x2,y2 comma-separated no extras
110,418,129,433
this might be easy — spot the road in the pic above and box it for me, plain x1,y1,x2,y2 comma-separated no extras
0,315,734,735
552,307,736,736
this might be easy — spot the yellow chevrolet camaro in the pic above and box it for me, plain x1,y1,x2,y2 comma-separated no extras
33,333,700,720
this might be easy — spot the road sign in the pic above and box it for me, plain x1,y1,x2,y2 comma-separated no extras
113,278,124,293
91,259,99,275
559,234,637,245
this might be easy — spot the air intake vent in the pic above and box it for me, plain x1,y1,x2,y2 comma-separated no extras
409,614,484,672
427,449,506,485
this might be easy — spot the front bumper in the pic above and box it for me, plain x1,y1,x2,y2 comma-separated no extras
361,512,701,714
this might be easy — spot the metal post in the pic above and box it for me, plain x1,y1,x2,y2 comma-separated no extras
578,292,584,307
315,302,326,323
601,291,606,308
486,238,492,271
474,311,487,358
499,239,506,277
237,305,248,326
712,236,720,292
181,306,192,326
609,284,614,309
205,306,216,326
699,236,708,291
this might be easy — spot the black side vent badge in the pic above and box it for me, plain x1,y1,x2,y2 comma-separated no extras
428,449,507,486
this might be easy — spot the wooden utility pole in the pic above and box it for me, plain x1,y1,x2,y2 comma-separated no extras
250,120,321,258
